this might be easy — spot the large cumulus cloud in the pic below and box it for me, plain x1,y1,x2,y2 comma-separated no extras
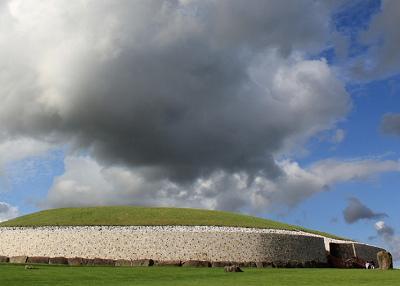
42,156,400,214
1,0,357,212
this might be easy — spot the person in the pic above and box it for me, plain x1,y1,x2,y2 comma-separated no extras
370,260,375,269
365,260,370,269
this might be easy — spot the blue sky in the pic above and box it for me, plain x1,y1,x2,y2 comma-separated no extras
1,0,400,267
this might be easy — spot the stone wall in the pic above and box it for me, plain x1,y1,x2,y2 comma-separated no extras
0,226,383,265
325,239,384,264
353,243,385,263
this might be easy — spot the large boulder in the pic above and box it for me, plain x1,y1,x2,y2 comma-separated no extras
224,265,243,272
93,258,115,266
273,261,290,268
212,261,232,267
83,258,115,266
182,260,211,267
131,259,154,266
84,258,96,266
27,256,49,264
49,257,68,265
256,261,274,268
24,265,37,269
236,261,257,268
67,257,85,266
10,256,28,263
155,260,182,266
115,259,133,266
377,251,393,270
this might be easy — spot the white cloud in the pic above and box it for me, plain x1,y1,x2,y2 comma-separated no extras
0,138,49,165
0,202,18,222
375,221,400,261
309,159,400,183
0,138,52,181
42,156,400,216
330,129,346,144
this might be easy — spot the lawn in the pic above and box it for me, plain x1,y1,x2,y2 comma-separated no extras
0,264,398,286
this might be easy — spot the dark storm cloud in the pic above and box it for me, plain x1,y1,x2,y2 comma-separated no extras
379,113,400,137
342,197,388,224
0,0,350,186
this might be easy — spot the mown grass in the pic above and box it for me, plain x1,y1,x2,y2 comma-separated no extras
0,206,345,239
0,264,399,286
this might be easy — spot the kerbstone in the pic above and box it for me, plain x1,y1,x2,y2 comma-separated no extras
131,259,154,266
67,257,84,266
27,256,49,264
212,261,231,267
49,257,68,265
182,260,211,267
256,261,274,268
9,256,27,263
115,259,132,266
155,260,181,266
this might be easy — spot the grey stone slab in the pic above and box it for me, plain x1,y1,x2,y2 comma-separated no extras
49,257,68,265
155,260,181,266
256,261,274,268
182,260,211,267
27,256,49,264
212,261,231,267
131,259,154,266
115,259,133,266
67,257,85,266
10,256,28,263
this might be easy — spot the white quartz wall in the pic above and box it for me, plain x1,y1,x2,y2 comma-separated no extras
0,226,379,263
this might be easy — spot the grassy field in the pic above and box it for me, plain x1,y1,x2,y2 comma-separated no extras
0,206,346,240
0,264,399,286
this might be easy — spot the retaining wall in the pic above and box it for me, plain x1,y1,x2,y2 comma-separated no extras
0,226,383,264
353,243,385,263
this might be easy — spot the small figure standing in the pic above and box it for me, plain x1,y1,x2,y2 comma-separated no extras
365,260,370,269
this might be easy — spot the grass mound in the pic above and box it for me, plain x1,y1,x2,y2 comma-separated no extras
0,206,345,239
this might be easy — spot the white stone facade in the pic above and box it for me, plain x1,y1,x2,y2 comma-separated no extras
0,226,384,263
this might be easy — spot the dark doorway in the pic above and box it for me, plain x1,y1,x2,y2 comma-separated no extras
330,243,354,261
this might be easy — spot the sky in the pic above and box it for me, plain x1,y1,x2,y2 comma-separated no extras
0,0,400,267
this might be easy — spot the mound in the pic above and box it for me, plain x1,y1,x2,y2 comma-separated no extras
0,206,345,240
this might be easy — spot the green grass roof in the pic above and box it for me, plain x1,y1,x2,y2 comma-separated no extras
0,206,346,240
